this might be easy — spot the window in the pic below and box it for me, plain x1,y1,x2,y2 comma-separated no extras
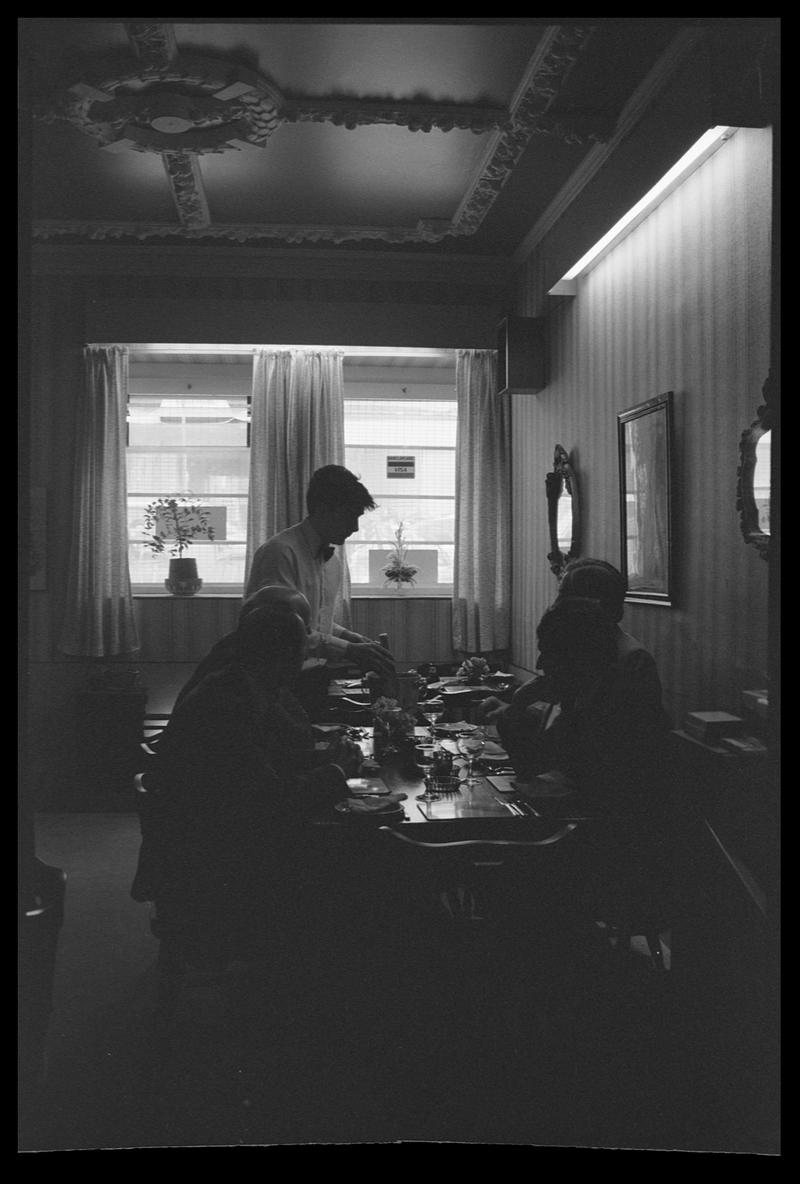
125,348,457,595
127,358,251,592
343,390,456,593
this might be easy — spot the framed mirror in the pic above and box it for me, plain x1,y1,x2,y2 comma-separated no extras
736,373,774,562
546,444,580,578
617,392,674,605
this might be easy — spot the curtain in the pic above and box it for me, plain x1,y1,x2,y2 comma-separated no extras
452,349,511,656
245,348,350,617
60,345,139,656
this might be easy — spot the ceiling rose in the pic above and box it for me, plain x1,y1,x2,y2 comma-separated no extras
41,55,282,154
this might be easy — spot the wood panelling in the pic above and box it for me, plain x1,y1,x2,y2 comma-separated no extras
133,597,241,662
510,127,773,727
349,597,454,667
129,594,454,669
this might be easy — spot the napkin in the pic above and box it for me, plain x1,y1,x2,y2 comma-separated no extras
481,740,509,760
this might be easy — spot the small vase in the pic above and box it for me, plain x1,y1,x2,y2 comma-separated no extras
165,557,202,597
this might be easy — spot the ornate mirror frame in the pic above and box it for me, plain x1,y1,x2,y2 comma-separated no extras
617,392,674,606
736,372,775,562
546,444,580,578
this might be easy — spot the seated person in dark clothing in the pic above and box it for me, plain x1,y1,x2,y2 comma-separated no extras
173,583,312,712
479,557,667,765
478,595,675,941
489,595,670,811
131,602,363,963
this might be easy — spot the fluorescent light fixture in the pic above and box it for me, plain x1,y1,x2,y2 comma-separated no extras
548,126,736,295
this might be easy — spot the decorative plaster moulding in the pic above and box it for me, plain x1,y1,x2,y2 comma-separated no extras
32,20,601,245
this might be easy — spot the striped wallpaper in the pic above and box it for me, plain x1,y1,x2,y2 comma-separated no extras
509,126,774,727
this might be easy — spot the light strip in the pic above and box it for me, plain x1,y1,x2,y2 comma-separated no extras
548,126,736,295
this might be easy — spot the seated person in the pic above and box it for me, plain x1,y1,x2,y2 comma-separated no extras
172,583,313,712
478,595,675,936
486,595,671,813
131,602,364,962
479,557,666,761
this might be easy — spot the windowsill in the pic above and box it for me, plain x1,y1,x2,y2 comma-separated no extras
133,591,243,598
133,589,454,599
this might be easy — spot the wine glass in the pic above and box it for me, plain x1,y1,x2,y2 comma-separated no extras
421,700,445,737
457,729,486,786
418,771,440,803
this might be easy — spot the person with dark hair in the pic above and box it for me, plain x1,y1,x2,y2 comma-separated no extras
245,465,394,677
481,593,670,815
479,557,666,740
131,601,364,959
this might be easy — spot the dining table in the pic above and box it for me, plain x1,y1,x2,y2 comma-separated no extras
311,718,600,843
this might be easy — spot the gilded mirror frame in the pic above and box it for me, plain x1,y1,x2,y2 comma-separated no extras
546,444,580,579
736,372,774,562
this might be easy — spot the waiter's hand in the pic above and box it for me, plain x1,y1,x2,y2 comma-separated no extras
345,639,395,678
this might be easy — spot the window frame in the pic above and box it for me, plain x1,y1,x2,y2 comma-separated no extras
342,384,457,596
126,363,252,595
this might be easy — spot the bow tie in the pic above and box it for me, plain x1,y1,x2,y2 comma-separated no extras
318,544,335,562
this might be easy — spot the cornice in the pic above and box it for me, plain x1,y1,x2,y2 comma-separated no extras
31,20,610,250
30,241,512,287
452,24,598,237
511,26,706,268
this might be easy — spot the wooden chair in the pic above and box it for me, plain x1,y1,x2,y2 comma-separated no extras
140,713,171,756
375,822,582,932
132,766,281,1026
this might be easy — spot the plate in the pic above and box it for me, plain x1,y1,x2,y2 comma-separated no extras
334,800,407,821
433,722,476,734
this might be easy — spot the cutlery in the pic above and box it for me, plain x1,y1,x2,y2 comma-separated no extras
493,795,523,816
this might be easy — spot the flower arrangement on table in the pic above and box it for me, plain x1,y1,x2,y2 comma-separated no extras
371,695,417,754
456,656,491,685
382,521,418,588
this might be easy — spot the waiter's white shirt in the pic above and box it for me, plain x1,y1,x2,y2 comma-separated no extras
245,517,351,662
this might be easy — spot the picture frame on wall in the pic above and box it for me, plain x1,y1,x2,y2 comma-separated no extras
617,392,674,605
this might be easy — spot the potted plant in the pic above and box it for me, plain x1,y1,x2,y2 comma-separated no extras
382,521,418,591
142,493,215,597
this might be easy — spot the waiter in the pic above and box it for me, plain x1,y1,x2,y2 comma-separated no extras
245,464,394,679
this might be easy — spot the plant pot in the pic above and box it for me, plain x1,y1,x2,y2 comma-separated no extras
165,557,202,597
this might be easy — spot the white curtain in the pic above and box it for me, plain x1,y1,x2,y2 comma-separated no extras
60,345,139,656
452,349,511,655
245,348,351,614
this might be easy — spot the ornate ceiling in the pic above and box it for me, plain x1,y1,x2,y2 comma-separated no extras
22,18,777,257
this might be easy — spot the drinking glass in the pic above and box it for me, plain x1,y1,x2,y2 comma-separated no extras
421,700,445,737
418,771,440,803
457,729,486,786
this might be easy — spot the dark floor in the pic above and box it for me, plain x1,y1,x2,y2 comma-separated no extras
20,813,779,1153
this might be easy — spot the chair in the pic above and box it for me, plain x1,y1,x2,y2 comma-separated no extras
140,712,171,756
376,823,581,930
131,767,271,1022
